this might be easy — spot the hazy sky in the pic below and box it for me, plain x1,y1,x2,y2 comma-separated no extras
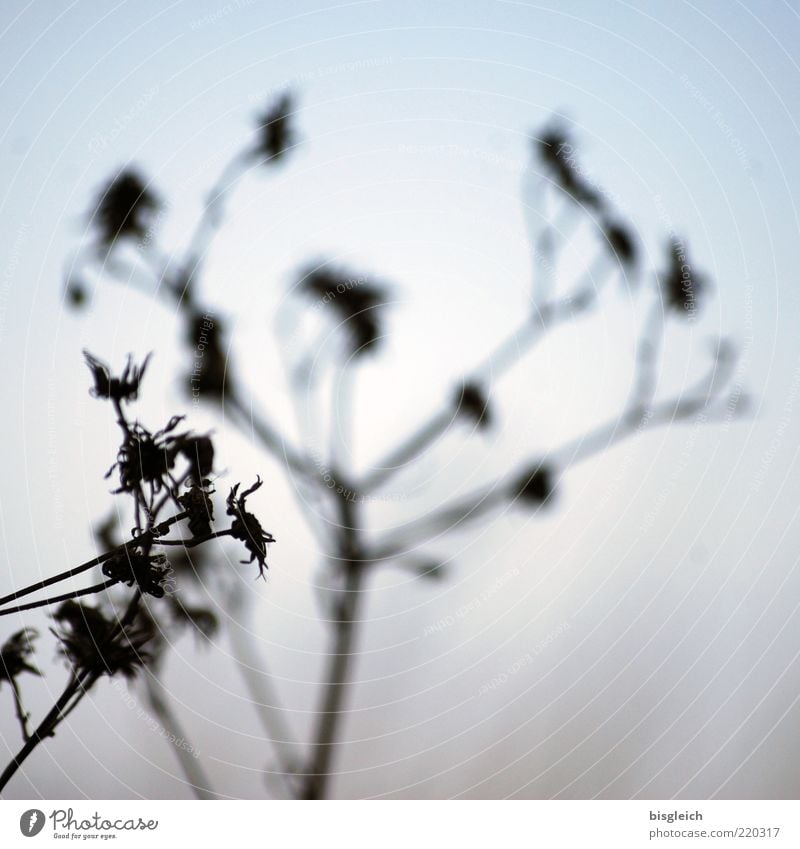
1,0,799,799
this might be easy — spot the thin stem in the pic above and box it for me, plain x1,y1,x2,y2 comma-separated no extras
360,408,453,493
0,580,118,617
224,584,300,798
179,151,250,292
9,679,31,742
628,297,665,411
302,494,365,800
370,349,739,561
301,560,365,800
0,671,86,793
0,512,187,609
226,392,315,482
369,486,508,564
360,253,613,494
155,529,233,547
142,673,218,800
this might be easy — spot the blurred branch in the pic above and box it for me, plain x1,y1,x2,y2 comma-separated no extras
223,582,300,799
142,672,219,801
369,344,741,562
360,251,615,493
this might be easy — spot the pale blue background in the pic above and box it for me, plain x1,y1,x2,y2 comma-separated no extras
0,0,799,799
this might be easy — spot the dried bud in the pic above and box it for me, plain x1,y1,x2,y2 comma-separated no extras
661,238,707,316
102,550,171,598
92,168,160,248
0,629,40,685
227,478,276,578
84,351,151,403
454,382,492,429
178,483,215,539
254,93,295,164
512,464,556,506
52,602,155,680
298,265,390,356
602,219,637,271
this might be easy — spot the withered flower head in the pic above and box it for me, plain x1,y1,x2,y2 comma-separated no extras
92,168,160,248
177,434,215,485
170,598,219,642
52,601,155,680
84,350,151,403
102,549,171,598
107,416,186,495
660,238,707,316
602,218,637,272
185,311,230,399
454,382,492,430
298,265,391,356
534,126,604,211
254,93,295,164
178,482,215,539
0,628,40,685
512,463,556,506
226,477,276,578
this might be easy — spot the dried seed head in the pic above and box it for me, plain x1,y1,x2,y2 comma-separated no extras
226,477,276,578
102,550,171,598
84,351,151,403
52,602,155,680
254,93,295,164
0,628,40,685
454,382,492,430
92,168,160,249
512,464,556,506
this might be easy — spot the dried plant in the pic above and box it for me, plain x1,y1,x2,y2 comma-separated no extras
0,354,274,797
6,95,745,800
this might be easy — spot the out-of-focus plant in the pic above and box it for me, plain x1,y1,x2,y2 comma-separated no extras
51,97,746,799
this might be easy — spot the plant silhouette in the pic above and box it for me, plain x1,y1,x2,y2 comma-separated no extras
2,95,745,800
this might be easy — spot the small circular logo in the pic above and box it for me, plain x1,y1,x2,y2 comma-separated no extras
19,809,45,837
